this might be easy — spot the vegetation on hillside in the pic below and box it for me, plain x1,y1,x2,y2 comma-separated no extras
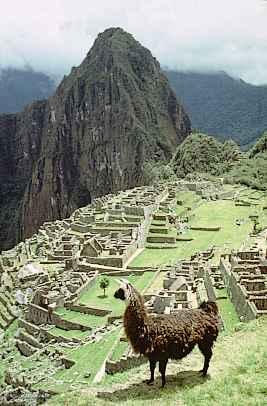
166,70,267,147
170,131,267,191
249,130,267,157
171,132,240,177
224,156,267,190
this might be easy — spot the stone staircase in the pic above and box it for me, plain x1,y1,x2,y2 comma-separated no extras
16,319,43,356
0,291,16,330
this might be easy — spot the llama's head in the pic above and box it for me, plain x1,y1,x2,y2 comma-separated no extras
114,279,134,303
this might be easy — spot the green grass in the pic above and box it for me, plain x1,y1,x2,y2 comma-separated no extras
55,272,156,330
43,328,121,392
55,309,108,329
48,326,92,340
110,340,129,361
4,186,267,404
176,191,201,206
79,272,155,316
39,272,156,392
48,318,267,406
148,226,177,237
151,220,166,226
215,288,240,333
0,320,55,386
130,197,267,267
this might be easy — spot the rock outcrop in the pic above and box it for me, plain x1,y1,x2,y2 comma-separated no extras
0,27,190,250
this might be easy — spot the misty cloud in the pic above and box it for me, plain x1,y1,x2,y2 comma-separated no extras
1,0,267,84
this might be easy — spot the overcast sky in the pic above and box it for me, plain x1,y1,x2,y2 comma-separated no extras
1,0,267,84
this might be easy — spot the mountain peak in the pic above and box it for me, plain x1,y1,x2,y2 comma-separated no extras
97,26,130,39
0,29,190,250
89,27,139,55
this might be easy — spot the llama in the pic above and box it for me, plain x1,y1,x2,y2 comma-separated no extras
114,279,219,387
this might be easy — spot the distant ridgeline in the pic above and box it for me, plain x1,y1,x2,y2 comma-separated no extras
166,70,267,148
171,132,267,191
0,68,55,113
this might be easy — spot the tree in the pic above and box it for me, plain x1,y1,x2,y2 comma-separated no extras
99,276,109,297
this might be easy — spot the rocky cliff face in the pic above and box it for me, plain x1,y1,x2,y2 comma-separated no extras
0,28,190,250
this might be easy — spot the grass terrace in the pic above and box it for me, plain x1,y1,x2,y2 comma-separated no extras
78,272,155,317
54,309,108,329
130,193,267,268
110,339,129,361
215,288,240,333
51,272,156,347
43,328,121,392
48,326,91,340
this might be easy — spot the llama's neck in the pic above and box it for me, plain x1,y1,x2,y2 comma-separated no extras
123,290,150,353
125,293,148,326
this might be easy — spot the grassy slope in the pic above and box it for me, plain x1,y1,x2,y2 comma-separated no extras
42,329,121,393
78,272,155,316
36,272,156,391
131,192,267,267
48,317,267,406
52,272,156,336
110,340,129,361
215,288,239,333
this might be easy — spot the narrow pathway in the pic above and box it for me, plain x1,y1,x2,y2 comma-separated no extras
124,248,144,268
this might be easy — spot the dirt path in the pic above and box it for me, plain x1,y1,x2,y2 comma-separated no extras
124,248,144,268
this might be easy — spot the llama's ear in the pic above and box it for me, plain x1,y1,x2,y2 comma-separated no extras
120,278,130,285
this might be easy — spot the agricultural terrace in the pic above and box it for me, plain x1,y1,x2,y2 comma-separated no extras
130,187,267,267
1,182,266,404
55,271,155,328
37,271,156,390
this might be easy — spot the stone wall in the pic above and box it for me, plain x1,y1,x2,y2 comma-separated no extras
137,205,155,248
18,318,40,336
66,303,111,316
26,303,50,325
69,271,98,302
61,357,76,369
204,270,217,301
190,226,220,232
81,256,124,268
52,313,92,331
17,329,43,349
147,235,176,244
220,258,258,321
40,327,81,344
16,339,36,357
105,354,146,374
26,303,92,331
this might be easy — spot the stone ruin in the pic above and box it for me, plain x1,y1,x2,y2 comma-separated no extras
0,184,169,354
0,179,266,394
220,244,267,321
144,258,208,316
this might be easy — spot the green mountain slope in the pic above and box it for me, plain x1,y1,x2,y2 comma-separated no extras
249,131,267,157
171,131,267,191
166,70,267,147
172,132,240,177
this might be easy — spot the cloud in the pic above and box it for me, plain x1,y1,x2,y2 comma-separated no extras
1,0,267,84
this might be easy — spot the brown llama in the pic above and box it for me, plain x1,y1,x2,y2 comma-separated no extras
114,280,219,387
